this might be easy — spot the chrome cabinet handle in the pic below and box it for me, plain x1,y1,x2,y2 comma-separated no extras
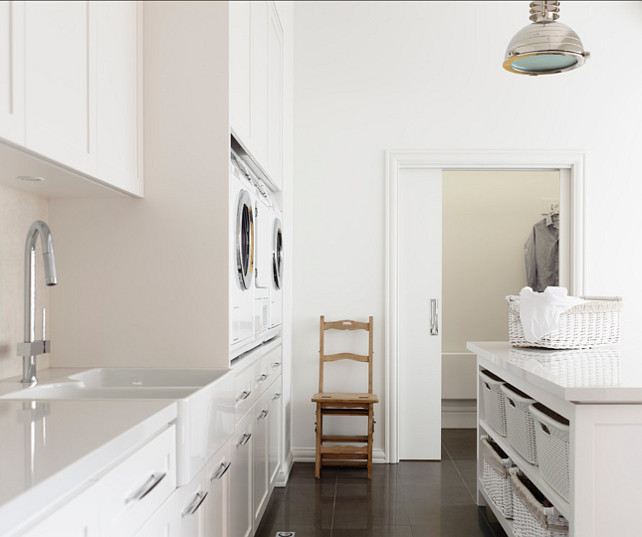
257,373,268,382
182,491,208,517
210,461,231,481
258,409,269,420
125,472,166,504
236,390,251,402
271,362,281,368
430,298,439,336
272,392,281,400
238,433,252,446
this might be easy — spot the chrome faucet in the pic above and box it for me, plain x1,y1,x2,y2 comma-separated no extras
18,221,57,384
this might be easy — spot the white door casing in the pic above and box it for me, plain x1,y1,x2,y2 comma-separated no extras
385,150,586,463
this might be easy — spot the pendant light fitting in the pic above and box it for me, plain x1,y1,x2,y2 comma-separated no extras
504,1,590,76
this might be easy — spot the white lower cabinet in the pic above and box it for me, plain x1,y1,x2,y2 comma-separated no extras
21,484,100,537
268,377,282,488
174,470,211,537
206,442,232,537
229,410,254,537
252,392,270,528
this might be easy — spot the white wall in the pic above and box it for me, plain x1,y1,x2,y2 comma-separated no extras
49,1,231,369
441,170,560,399
0,185,49,380
292,1,642,458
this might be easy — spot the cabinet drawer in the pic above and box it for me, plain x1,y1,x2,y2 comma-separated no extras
257,345,282,393
99,425,177,537
235,363,256,423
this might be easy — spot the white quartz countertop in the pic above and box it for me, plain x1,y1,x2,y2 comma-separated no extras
0,397,177,536
467,341,642,403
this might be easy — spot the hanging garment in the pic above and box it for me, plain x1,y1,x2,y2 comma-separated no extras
524,215,559,292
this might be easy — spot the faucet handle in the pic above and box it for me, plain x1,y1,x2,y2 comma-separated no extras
17,340,51,357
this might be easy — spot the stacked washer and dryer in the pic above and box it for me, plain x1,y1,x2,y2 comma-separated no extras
229,151,283,361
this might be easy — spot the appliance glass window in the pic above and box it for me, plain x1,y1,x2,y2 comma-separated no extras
236,190,254,289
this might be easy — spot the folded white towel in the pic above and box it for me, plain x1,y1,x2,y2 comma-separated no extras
517,287,585,343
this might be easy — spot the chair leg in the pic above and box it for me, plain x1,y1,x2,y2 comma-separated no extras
315,404,322,478
367,405,374,479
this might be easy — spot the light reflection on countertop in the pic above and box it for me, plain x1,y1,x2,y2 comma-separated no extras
467,341,642,403
0,398,176,536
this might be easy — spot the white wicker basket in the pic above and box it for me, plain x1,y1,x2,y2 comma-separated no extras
481,436,514,519
480,370,507,437
507,296,622,350
501,384,538,465
530,403,570,502
508,347,620,388
510,469,569,537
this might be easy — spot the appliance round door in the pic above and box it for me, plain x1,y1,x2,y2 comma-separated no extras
272,219,283,289
236,189,255,289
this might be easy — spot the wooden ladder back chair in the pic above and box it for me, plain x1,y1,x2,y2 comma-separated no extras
311,315,379,478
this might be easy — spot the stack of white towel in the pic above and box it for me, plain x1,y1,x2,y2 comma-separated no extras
516,287,584,343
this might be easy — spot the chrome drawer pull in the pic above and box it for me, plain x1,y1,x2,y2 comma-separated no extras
257,373,268,382
271,361,281,368
258,409,269,420
272,392,281,400
210,461,231,481
125,472,167,504
236,390,251,402
238,433,252,446
182,491,208,517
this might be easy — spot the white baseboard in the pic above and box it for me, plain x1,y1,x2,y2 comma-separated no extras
292,447,386,463
275,450,294,487
442,399,476,429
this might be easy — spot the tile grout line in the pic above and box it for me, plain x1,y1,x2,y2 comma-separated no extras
443,435,504,537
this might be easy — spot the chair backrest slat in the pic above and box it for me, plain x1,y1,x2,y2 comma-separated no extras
318,315,374,394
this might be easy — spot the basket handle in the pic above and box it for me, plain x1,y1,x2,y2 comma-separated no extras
540,423,551,435
508,398,516,408
484,382,491,391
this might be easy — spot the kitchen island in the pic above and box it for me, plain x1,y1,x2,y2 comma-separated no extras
468,341,642,537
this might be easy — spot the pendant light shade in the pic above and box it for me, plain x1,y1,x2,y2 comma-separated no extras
504,1,590,76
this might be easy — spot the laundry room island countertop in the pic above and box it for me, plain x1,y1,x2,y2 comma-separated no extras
467,341,642,403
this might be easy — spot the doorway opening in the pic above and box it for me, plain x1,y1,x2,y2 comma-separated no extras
385,150,586,463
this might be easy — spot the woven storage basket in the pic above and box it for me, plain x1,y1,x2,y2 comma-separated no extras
507,296,622,350
530,403,570,502
480,370,507,437
501,384,538,465
481,436,514,519
508,347,620,388
510,470,568,537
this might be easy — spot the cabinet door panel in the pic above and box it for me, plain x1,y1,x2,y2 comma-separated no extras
229,413,253,537
269,377,282,487
253,395,269,526
24,0,95,173
230,0,251,147
22,485,99,537
250,1,268,165
176,475,210,537
266,2,283,188
206,443,231,537
0,0,24,144
95,0,141,194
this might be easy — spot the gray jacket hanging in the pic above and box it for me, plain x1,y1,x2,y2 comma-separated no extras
524,215,559,292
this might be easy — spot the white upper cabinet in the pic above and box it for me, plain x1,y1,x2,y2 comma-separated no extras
95,1,142,194
24,1,95,174
0,1,25,144
0,0,142,197
230,1,283,191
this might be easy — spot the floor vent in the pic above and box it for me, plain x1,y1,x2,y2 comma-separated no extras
275,533,295,537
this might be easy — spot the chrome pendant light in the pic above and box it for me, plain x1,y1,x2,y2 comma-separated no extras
504,1,590,76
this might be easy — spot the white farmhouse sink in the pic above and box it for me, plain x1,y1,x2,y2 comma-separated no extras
0,368,235,486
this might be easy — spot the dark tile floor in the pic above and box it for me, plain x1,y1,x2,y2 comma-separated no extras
255,430,508,537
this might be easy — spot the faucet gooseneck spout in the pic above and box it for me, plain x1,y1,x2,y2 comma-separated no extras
20,220,57,384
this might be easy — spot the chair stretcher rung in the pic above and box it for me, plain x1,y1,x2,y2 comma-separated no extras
322,435,368,443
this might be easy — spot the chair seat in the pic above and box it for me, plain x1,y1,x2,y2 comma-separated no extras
311,392,379,404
